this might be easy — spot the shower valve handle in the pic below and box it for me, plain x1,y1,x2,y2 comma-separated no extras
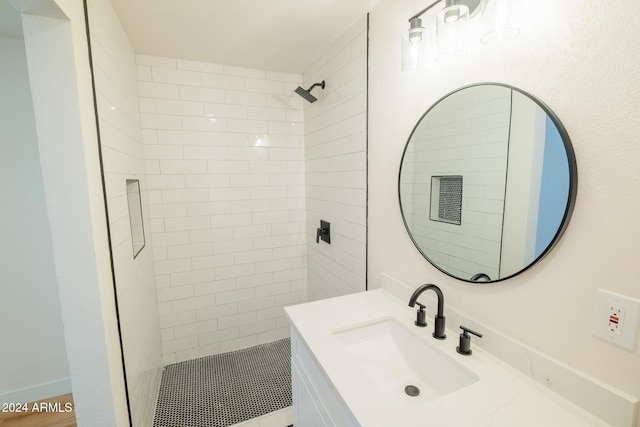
316,220,330,244
316,227,328,243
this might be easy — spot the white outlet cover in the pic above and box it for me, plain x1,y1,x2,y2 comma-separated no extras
592,289,640,351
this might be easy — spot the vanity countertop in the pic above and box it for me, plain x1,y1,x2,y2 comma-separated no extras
285,289,609,427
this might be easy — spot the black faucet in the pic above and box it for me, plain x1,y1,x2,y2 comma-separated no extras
408,284,446,340
456,325,482,356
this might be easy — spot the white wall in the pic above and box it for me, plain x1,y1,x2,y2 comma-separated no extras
0,35,70,402
368,0,640,405
86,0,164,424
137,55,308,364
303,15,368,301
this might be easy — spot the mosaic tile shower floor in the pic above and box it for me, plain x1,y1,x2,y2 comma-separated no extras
153,338,292,427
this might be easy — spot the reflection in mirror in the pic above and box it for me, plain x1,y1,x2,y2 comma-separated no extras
399,84,577,282
126,179,145,258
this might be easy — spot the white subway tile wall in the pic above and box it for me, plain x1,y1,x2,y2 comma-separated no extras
137,55,308,364
304,16,368,301
87,0,164,425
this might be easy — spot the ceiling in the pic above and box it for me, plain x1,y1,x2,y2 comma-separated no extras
108,0,382,73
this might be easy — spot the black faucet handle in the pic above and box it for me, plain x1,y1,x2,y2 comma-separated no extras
456,325,482,356
414,302,427,327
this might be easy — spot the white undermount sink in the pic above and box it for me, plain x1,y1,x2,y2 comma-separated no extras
332,318,478,403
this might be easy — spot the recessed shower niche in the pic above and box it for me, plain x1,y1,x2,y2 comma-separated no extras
430,175,463,225
126,179,145,258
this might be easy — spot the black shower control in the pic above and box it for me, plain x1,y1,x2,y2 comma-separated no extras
456,325,482,356
316,220,330,244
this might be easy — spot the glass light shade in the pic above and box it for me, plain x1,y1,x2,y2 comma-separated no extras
441,1,470,23
481,0,520,44
436,1,470,61
402,19,428,73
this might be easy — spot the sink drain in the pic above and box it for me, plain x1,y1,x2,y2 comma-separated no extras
404,385,420,397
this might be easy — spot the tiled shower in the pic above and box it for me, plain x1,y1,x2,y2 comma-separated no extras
87,0,367,425
138,54,309,364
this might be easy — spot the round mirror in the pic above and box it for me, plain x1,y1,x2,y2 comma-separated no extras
398,83,577,283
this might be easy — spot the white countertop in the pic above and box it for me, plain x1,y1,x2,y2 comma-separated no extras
285,289,610,427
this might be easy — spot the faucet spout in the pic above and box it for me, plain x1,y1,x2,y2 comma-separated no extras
408,284,446,339
408,284,444,317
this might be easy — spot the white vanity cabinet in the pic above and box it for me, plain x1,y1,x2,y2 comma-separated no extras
285,289,620,427
290,327,360,427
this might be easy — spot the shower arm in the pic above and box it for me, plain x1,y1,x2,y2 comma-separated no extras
306,81,325,91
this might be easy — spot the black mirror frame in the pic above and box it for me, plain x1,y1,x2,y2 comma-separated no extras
398,83,578,283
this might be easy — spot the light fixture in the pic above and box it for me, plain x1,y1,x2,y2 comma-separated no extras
401,0,519,72
436,0,471,61
402,17,427,73
440,0,470,24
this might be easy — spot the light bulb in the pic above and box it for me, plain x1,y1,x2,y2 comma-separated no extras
402,17,427,72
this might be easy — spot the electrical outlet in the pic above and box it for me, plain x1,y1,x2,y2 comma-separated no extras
592,289,640,351
607,304,625,335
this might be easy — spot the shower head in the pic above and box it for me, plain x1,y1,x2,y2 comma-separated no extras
295,80,326,103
